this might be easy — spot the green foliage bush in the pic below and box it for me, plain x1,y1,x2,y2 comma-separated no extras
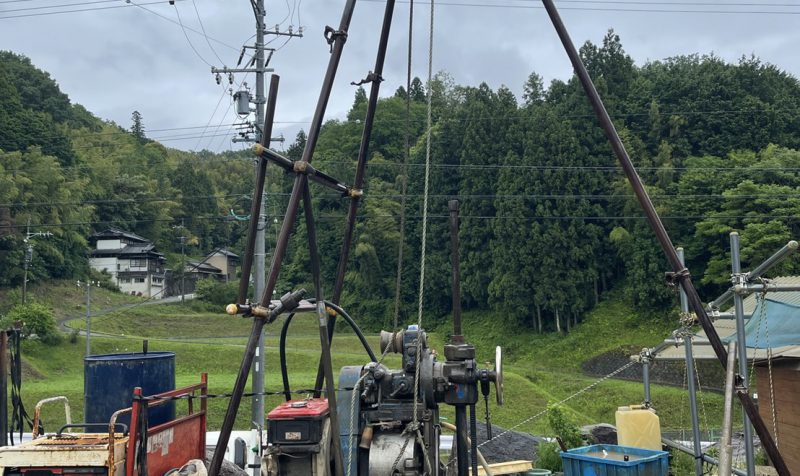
535,404,585,472
194,279,240,307
0,302,61,345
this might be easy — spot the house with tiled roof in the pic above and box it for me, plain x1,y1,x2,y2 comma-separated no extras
204,248,239,282
88,228,167,298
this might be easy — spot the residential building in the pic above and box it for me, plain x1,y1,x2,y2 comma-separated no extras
89,228,167,298
204,248,240,282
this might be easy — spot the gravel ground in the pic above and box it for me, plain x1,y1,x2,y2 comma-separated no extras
473,422,542,464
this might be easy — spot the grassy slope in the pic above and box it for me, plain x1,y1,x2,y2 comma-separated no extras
0,280,141,321
435,296,735,435
15,286,731,440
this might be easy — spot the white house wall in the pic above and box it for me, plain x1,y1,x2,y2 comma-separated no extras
89,257,119,281
96,239,122,250
117,276,163,299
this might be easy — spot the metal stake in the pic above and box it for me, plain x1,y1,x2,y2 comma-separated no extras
539,1,788,473
719,342,737,476
678,248,703,476
662,437,748,476
730,232,755,476
641,349,651,407
708,240,798,310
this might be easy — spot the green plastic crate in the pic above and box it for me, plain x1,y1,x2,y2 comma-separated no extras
561,444,668,476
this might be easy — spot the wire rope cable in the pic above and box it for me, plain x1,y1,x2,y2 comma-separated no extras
172,2,213,67
392,0,414,330
479,360,637,447
191,0,225,65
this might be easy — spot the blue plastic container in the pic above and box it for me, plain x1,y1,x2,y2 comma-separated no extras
561,444,668,476
84,352,175,427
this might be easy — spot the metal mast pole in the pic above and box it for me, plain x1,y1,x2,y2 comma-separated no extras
677,248,703,476
251,0,267,465
730,232,755,475
85,282,92,356
22,242,31,305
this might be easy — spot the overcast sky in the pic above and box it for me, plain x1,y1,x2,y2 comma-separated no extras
3,0,800,153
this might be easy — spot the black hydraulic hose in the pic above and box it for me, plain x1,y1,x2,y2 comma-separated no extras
279,301,377,401
279,312,296,401
323,301,378,362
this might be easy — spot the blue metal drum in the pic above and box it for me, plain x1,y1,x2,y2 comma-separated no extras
84,352,175,427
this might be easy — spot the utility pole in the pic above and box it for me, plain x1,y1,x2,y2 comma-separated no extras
174,219,187,303
180,236,186,303
22,221,53,304
210,4,301,473
78,280,99,356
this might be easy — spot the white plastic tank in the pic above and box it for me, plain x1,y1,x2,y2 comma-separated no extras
615,405,662,450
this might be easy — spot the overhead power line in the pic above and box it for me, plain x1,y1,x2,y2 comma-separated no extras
0,0,182,19
172,1,213,67
17,104,800,143
191,0,225,65
5,212,800,232
361,0,800,15
5,191,800,210
5,0,800,19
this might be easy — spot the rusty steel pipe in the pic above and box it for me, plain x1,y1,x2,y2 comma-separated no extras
539,1,789,474
209,2,358,474
450,200,464,343
303,182,345,476
317,0,397,397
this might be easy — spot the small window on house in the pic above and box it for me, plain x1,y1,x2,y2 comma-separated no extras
134,278,146,283
120,278,130,283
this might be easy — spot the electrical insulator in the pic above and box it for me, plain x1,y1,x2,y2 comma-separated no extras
215,73,221,85
228,73,234,85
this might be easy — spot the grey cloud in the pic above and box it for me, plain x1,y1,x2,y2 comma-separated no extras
2,1,800,152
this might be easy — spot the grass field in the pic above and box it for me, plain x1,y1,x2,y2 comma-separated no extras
15,289,735,441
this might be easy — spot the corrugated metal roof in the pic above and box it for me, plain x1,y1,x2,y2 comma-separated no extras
650,276,800,362
729,275,800,314
91,227,150,243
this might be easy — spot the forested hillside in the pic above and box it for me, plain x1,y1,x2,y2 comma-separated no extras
4,31,800,332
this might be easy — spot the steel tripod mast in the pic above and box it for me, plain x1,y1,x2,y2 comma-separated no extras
209,1,359,474
539,0,789,473
210,2,301,469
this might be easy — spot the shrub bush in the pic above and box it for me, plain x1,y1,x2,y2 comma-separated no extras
535,404,585,471
0,302,62,345
195,279,241,307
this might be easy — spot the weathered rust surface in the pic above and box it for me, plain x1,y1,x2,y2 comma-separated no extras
0,433,127,470
38,435,111,446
